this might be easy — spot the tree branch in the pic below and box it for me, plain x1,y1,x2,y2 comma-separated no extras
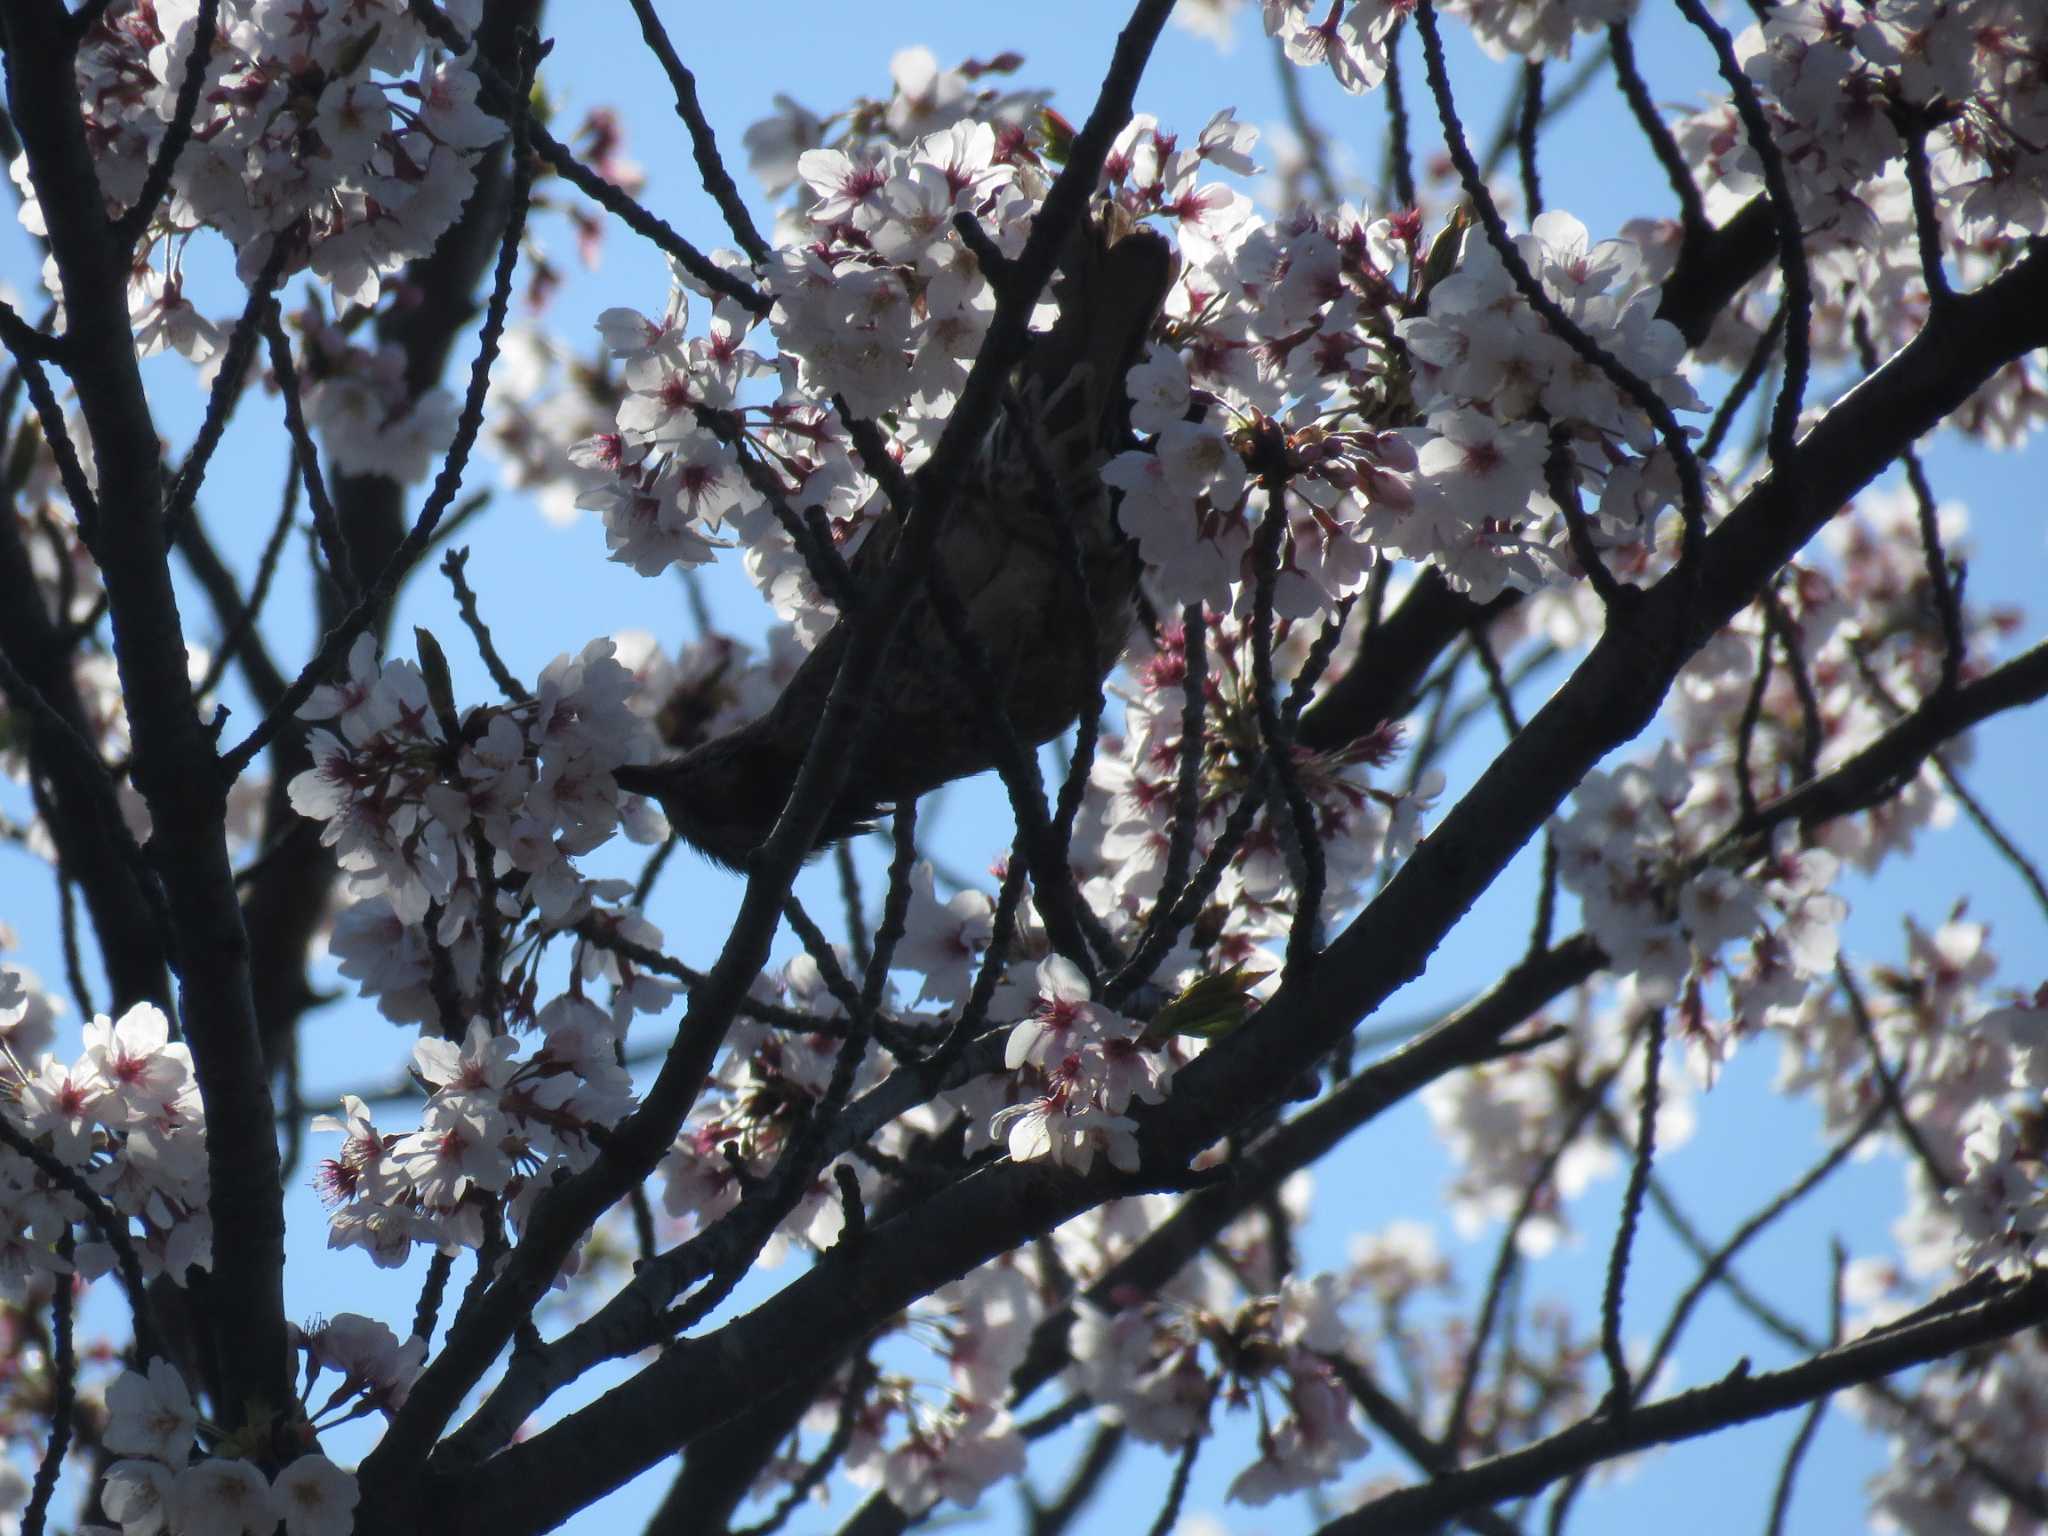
363,6,1184,1511
3,0,290,1431
1316,1272,2048,1536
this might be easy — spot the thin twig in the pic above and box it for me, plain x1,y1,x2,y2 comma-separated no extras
264,311,354,598
1325,1355,1520,1536
1607,20,1707,240
1142,1435,1200,1536
1637,1153,2048,1521
1546,424,1622,607
1928,753,2048,926
1446,1064,1618,1448
164,240,295,542
1414,2,1707,563
1106,763,1269,1007
1672,0,1811,470
1601,1009,1661,1413
219,39,540,779
0,648,172,951
22,1231,75,1536
1381,17,1417,208
574,920,860,1037
1516,61,1544,218
441,547,527,702
731,1359,878,1536
1835,960,1953,1193
1251,484,1325,977
1700,304,1786,464
191,455,300,704
1894,110,1953,309
1761,1246,1845,1536
112,0,221,250
1026,1422,1126,1536
54,865,93,1022
1903,447,1965,693
833,841,872,975
0,300,100,542
0,1116,158,1362
1323,1272,2048,1536
624,0,771,264
405,0,769,316
1757,589,1821,783
860,805,920,1016
921,559,1117,979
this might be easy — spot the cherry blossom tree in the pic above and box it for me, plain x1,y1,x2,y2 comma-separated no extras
0,0,2046,1533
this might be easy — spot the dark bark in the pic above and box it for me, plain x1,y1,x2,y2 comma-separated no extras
2,0,290,1434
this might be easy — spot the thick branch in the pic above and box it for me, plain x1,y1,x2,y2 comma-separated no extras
0,505,170,1010
1014,936,1602,1399
2,0,289,1428
1316,1272,2048,1535
1727,639,2048,842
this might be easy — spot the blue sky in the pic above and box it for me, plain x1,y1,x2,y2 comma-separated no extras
4,2,2045,1532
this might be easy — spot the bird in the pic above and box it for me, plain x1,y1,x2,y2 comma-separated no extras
614,206,1178,869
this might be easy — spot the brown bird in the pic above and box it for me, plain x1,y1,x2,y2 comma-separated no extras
615,208,1177,868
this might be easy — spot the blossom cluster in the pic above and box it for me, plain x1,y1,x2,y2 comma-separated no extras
1949,989,2048,1278
1210,0,1638,93
1390,217,1705,600
1078,609,1431,944
1070,1269,1370,1502
291,300,463,485
1553,752,1847,1076
1250,0,1634,81
1423,988,1697,1253
97,1358,360,1536
288,630,667,990
989,956,1172,1175
1856,1315,2048,1534
0,982,210,1288
315,1007,636,1266
12,0,506,488
0,486,276,859
740,1187,1440,1511
566,57,1063,622
655,947,900,1263
286,634,679,1260
8,0,2046,1525
1653,0,2048,440
1553,482,2023,1086
23,0,502,318
834,1264,1036,1514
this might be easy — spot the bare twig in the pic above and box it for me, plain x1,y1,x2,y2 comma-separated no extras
111,0,221,250
623,0,771,264
1607,20,1707,240
1600,1012,1663,1414
1671,0,1811,469
441,547,528,702
1318,1273,2048,1536
220,42,540,779
264,312,354,598
22,1231,75,1536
